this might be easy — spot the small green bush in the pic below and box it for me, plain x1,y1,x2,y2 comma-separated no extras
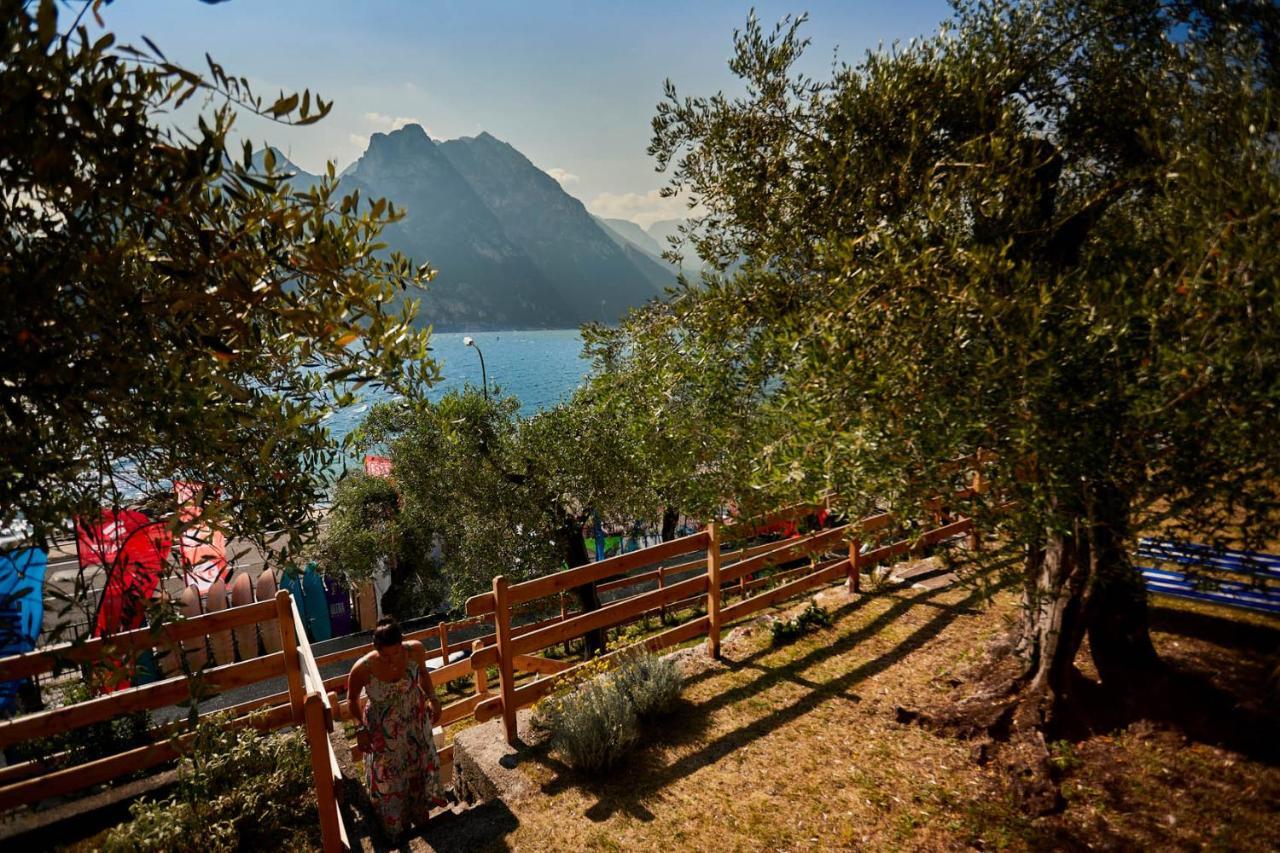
770,602,833,646
102,716,318,852
532,675,638,774
612,653,682,719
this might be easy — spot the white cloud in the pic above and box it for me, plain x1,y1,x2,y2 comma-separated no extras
545,167,579,186
588,189,700,229
348,133,369,151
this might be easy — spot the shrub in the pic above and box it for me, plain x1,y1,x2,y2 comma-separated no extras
532,651,685,774
102,717,318,852
612,653,682,719
532,675,638,774
770,602,833,646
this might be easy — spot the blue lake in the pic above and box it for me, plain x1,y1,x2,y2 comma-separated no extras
326,328,591,455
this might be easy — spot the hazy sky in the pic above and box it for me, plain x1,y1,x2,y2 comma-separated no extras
97,1,953,227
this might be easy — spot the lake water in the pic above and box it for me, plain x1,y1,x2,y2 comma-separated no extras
326,328,590,455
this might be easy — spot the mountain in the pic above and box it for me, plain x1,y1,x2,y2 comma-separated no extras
251,148,324,194
595,216,664,258
438,133,674,317
254,127,678,328
338,125,575,329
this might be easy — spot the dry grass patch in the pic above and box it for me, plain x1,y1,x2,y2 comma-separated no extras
413,559,1280,852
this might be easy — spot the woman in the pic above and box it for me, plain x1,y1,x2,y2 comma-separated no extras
347,616,448,838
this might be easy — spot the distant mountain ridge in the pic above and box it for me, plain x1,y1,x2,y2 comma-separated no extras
261,127,680,330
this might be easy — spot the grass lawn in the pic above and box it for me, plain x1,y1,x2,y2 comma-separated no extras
417,559,1280,851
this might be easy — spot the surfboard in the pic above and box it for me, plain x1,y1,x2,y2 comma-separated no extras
356,580,378,631
177,584,208,672
229,572,258,661
278,567,307,640
255,568,281,653
301,563,333,642
204,577,233,665
0,548,46,713
323,576,354,638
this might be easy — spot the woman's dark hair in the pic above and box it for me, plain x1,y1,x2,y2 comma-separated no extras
373,616,403,648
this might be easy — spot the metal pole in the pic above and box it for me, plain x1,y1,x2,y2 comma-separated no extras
464,336,489,399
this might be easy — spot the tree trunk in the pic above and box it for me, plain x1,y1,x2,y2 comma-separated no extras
1015,491,1159,727
1084,489,1159,686
661,505,680,543
1015,527,1093,728
381,554,416,621
558,515,607,658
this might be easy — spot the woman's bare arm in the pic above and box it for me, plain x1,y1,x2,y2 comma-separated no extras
347,657,370,727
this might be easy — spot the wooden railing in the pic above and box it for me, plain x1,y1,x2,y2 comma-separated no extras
462,456,989,745
0,590,350,852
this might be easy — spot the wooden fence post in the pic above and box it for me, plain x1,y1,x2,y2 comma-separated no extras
304,692,345,853
472,640,489,696
275,590,305,723
706,522,722,659
847,539,862,594
437,621,450,661
492,575,518,744
969,466,985,550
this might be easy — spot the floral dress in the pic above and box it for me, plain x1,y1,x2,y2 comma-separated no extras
363,659,447,835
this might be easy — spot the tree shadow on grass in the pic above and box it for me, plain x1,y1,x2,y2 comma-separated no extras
532,571,1008,822
523,694,714,823
1057,602,1280,767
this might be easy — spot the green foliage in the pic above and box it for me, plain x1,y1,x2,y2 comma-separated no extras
1048,739,1082,774
0,1,436,596
310,470,440,617
579,302,781,523
103,718,317,852
645,2,1280,540
533,667,638,774
611,652,682,719
770,602,833,646
533,652,683,774
626,1,1280,689
329,386,658,607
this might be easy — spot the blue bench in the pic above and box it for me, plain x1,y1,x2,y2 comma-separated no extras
1135,537,1280,614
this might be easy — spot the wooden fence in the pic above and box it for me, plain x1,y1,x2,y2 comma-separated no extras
0,590,350,852
463,462,988,745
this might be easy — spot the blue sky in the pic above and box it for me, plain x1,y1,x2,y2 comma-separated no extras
97,0,953,227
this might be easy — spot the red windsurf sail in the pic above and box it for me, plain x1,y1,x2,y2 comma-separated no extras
174,481,229,594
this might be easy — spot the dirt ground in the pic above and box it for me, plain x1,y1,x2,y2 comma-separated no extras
411,561,1280,852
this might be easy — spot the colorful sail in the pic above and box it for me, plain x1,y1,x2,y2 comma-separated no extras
77,509,172,638
175,481,229,593
0,547,48,714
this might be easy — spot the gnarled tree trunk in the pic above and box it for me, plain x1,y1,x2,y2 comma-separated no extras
556,513,607,658
661,505,680,542
1014,488,1158,728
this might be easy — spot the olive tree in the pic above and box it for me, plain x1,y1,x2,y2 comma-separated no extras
579,302,783,539
645,0,1280,729
0,0,436,576
333,388,656,652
